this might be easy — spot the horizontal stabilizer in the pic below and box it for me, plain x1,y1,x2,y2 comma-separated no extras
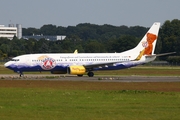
146,52,176,58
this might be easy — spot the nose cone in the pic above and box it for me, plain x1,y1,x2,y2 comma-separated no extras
4,61,18,72
4,62,9,67
4,61,12,68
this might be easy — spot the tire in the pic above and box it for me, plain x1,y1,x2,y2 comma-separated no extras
87,72,94,77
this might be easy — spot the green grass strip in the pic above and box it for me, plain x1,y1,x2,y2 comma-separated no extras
0,88,180,120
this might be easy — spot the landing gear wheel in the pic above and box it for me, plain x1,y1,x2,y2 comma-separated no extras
18,71,23,77
87,71,94,77
20,73,23,77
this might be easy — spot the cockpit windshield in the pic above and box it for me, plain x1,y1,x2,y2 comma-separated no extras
11,59,19,61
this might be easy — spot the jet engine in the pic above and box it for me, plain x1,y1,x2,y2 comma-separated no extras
68,65,86,75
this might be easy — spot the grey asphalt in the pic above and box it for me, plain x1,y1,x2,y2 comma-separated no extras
0,74,180,82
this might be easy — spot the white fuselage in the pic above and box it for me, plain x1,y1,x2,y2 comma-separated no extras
4,52,154,74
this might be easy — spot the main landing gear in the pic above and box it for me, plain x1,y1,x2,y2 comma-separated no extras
87,71,94,77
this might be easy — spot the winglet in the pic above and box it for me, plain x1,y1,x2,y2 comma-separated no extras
74,49,78,54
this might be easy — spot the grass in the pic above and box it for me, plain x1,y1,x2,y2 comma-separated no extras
1,62,180,119
0,88,180,120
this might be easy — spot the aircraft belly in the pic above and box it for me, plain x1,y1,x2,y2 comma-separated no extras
94,64,126,71
93,62,139,71
8,64,67,72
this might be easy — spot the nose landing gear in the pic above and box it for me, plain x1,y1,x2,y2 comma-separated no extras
19,73,24,77
16,71,23,77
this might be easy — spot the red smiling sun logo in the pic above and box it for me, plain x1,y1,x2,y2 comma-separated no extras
41,57,56,70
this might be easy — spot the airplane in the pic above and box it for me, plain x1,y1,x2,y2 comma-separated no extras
4,22,175,77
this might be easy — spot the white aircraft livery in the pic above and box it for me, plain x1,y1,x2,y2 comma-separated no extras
4,22,174,77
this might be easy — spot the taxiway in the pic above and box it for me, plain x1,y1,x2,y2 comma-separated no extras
0,74,180,82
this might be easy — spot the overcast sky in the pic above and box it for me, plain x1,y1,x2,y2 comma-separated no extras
0,0,180,28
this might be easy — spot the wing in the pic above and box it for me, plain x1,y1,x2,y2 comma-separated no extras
83,60,127,70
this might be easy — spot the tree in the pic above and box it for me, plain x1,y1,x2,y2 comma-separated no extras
39,42,50,53
40,24,57,35
84,40,105,53
0,50,4,60
160,19,180,56
110,35,138,52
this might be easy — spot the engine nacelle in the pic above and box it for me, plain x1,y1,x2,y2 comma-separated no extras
68,65,86,75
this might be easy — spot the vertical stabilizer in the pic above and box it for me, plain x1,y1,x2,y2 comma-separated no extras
134,22,160,60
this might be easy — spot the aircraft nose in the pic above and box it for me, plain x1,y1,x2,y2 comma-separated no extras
4,61,11,68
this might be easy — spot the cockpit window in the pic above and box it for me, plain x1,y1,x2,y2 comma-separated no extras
12,59,19,61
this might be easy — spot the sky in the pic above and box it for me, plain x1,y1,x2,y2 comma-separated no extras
0,0,180,28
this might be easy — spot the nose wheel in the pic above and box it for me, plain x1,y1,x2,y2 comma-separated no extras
17,71,23,77
19,73,24,77
87,71,94,77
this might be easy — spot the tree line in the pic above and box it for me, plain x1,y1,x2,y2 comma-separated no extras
0,19,180,63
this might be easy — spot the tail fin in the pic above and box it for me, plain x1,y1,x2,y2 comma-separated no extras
134,22,160,60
